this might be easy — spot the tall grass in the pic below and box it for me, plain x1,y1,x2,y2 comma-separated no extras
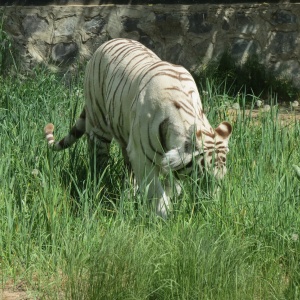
195,52,300,102
1,69,300,299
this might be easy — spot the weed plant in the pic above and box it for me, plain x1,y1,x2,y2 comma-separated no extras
0,14,17,75
1,69,300,299
195,52,300,103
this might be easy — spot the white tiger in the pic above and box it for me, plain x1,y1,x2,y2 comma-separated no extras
44,38,232,218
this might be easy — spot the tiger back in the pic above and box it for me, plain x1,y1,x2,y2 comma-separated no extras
44,38,232,218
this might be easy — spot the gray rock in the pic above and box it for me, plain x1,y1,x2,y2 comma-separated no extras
271,10,297,24
84,17,106,34
269,31,298,55
55,16,78,37
22,14,48,37
51,42,78,64
121,16,139,32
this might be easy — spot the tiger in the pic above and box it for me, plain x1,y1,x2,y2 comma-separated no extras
44,38,232,219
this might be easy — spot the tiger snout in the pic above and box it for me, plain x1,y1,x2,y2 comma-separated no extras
213,164,227,180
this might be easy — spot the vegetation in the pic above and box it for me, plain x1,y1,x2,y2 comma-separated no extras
195,52,300,103
1,66,300,299
0,14,17,75
1,5,300,296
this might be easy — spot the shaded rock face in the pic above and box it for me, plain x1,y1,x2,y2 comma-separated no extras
22,14,49,37
2,4,300,88
188,12,212,34
51,42,78,64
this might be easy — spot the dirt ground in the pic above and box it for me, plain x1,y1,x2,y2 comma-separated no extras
1,280,36,300
226,106,300,123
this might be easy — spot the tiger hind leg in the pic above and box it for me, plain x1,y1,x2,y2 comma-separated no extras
87,133,112,176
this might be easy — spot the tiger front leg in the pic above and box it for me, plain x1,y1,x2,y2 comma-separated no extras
127,145,172,219
134,164,172,219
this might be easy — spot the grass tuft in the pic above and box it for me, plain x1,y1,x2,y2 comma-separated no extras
1,69,300,299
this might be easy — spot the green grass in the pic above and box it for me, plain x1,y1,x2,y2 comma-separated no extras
1,69,300,299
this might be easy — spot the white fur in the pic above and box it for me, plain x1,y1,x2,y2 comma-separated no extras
161,149,194,172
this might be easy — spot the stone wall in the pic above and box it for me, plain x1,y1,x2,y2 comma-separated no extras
2,3,300,87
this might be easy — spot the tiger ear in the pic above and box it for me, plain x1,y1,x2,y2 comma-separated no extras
215,122,232,140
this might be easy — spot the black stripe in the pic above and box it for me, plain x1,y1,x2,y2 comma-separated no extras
185,159,193,169
117,124,127,147
86,107,111,142
79,109,86,119
200,157,205,167
147,122,163,156
92,131,112,144
158,118,169,152
70,126,85,138
177,100,196,117
89,91,107,133
59,139,68,149
86,74,109,135
140,139,155,165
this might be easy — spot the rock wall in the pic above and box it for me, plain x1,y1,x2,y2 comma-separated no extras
2,4,300,87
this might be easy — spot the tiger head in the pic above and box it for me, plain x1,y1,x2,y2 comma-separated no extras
198,121,232,180
161,121,232,180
